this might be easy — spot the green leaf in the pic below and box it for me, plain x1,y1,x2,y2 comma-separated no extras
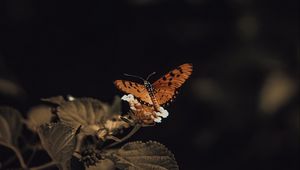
110,141,179,170
57,98,110,132
0,106,23,146
26,105,54,132
37,123,77,167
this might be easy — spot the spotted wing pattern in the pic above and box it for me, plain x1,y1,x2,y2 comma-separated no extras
152,63,193,105
114,80,153,105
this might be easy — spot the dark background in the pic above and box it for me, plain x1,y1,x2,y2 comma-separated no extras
0,0,299,170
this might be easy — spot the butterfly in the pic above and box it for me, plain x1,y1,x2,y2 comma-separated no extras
114,63,193,111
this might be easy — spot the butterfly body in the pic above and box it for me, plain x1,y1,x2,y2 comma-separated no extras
115,63,193,111
143,80,160,111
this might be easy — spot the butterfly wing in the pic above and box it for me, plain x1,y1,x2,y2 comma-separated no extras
114,80,153,105
152,63,193,105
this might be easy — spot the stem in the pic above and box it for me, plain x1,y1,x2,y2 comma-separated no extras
30,161,57,170
6,144,27,169
74,133,85,153
105,124,141,148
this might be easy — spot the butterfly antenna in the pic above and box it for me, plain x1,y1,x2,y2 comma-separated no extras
124,73,145,82
146,72,156,81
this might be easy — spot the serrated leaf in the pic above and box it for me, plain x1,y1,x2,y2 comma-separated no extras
0,106,23,146
110,141,179,170
87,159,115,170
37,123,77,167
57,98,110,129
42,96,67,105
26,105,54,132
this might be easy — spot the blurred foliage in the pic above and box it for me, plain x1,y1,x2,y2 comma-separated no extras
26,105,54,132
0,107,23,146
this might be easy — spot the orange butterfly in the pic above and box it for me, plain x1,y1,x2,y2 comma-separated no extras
114,63,193,111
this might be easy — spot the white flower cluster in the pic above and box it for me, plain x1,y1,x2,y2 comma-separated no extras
121,94,169,123
121,94,139,111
